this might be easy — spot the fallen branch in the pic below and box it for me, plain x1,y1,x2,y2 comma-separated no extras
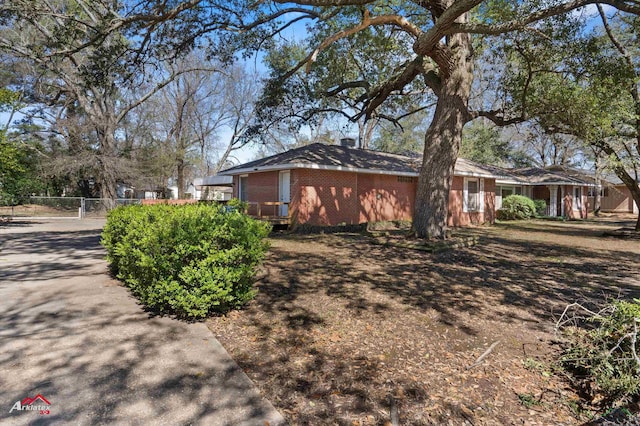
389,394,399,426
554,302,611,332
467,341,500,370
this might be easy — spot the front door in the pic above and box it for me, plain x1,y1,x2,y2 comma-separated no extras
278,171,290,217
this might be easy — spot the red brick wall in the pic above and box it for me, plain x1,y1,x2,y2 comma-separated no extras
357,174,416,223
448,176,496,226
248,171,279,202
290,169,302,224
291,170,418,226
601,185,634,212
292,169,360,225
484,179,496,224
141,199,198,205
235,169,497,227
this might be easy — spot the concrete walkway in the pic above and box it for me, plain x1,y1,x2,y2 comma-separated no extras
0,219,285,425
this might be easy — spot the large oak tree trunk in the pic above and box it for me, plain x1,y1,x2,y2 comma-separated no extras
412,32,474,239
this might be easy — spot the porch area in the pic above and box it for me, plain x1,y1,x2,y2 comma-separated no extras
247,201,291,225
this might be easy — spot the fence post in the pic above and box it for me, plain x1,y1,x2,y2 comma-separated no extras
81,197,85,219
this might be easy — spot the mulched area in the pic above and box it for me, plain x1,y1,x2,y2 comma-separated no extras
208,219,640,425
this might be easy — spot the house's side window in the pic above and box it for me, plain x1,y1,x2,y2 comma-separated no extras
573,186,582,210
464,177,485,213
239,175,248,201
467,179,479,211
515,186,522,195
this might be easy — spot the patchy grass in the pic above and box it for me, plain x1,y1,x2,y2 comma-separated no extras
207,217,640,425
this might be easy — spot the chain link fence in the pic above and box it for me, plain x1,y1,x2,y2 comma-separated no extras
0,197,141,219
0,196,82,218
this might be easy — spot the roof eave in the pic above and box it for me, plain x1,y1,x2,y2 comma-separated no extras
219,163,420,177
220,162,506,179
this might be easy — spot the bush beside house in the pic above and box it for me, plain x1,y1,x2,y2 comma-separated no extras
101,202,271,319
533,199,547,216
497,195,538,220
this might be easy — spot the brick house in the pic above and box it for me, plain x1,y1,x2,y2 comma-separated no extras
597,173,639,214
218,143,506,227
495,166,596,219
601,184,639,214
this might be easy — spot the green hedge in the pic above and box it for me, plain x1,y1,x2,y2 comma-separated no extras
101,202,271,319
496,195,538,220
533,199,547,216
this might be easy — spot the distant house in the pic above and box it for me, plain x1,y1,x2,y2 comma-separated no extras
217,142,506,227
199,175,233,201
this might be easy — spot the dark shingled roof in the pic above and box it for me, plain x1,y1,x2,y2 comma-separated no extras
508,166,597,185
220,143,507,178
221,143,420,174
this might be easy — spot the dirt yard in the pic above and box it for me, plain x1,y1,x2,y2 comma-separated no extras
208,217,640,425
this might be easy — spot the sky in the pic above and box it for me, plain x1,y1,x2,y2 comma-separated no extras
1,3,622,179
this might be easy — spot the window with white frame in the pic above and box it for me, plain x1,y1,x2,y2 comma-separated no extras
239,175,248,201
463,178,484,213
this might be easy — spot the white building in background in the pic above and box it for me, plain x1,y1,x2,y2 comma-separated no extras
168,186,179,200
198,175,233,201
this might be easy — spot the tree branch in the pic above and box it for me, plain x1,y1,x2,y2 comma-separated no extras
306,9,422,72
116,67,222,123
412,0,481,73
470,109,526,126
448,0,640,36
273,0,375,5
356,56,429,120
324,80,371,97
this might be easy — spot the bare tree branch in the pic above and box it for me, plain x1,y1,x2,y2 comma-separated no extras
448,0,640,36
116,67,223,124
306,9,422,72
273,0,375,6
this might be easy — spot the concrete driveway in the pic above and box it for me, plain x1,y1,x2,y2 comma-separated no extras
0,219,285,425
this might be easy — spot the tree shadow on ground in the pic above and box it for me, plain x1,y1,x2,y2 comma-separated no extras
1,297,275,425
1,223,282,426
211,224,640,424
262,230,639,334
0,230,106,282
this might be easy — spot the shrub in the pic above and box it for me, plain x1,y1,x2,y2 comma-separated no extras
225,198,248,213
496,195,537,220
101,201,271,319
533,199,547,216
558,299,640,406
